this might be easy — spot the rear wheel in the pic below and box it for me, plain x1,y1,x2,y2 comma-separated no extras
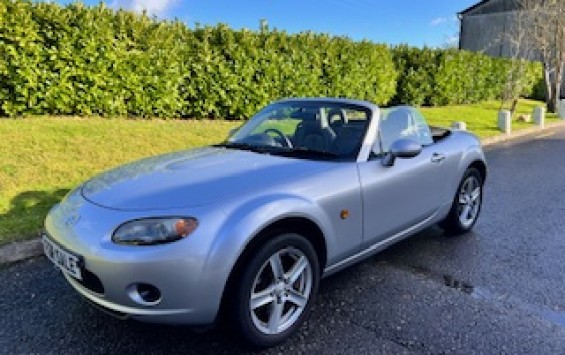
229,233,320,347
440,167,483,235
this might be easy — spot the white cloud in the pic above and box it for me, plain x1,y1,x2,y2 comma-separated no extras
110,0,177,16
430,17,447,26
430,16,457,27
444,35,459,48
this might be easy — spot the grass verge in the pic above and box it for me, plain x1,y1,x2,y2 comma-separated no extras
421,99,560,137
0,118,239,244
0,99,560,245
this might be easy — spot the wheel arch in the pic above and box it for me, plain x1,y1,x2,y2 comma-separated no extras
218,216,327,319
468,159,487,183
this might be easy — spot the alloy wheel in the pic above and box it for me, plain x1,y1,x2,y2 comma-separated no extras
249,246,313,335
457,175,481,228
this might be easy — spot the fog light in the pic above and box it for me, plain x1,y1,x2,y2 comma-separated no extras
127,283,162,306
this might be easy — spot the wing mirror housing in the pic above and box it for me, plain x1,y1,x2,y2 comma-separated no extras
382,138,422,167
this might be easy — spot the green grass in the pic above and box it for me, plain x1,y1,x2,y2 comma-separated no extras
0,99,560,245
0,118,239,244
421,99,560,138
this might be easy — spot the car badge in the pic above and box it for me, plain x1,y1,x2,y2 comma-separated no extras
65,214,81,227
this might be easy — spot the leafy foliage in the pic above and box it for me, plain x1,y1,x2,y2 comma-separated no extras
0,0,397,118
0,0,542,117
391,46,543,106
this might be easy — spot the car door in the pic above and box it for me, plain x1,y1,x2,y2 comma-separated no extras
357,107,451,245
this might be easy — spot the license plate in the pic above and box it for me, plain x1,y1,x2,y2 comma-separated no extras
42,234,83,281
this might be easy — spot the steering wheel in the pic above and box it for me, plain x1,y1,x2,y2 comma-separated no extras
264,128,293,148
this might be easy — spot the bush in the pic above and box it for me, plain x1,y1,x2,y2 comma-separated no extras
391,46,543,106
0,0,542,117
0,0,43,116
0,0,398,118
391,45,438,106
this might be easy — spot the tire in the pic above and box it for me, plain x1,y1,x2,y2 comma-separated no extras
229,233,320,348
439,167,483,236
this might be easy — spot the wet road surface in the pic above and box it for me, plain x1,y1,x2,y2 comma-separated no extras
2,126,565,354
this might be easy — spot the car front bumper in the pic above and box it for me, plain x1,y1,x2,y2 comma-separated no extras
44,189,231,325
62,272,199,324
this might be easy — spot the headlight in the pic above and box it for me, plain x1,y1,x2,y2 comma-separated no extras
112,217,198,246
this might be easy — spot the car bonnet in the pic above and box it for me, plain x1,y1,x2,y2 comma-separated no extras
80,147,330,211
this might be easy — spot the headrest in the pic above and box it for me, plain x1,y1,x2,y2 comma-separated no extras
294,108,319,122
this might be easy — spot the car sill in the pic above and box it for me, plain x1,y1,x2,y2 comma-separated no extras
323,211,439,276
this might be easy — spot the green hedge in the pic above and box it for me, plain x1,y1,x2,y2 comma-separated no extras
0,0,397,118
391,45,543,106
1,1,190,117
179,26,397,118
0,0,543,118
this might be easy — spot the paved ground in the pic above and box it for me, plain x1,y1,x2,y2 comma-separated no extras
2,126,565,354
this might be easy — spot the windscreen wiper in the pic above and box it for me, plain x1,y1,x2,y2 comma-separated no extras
215,142,269,153
274,147,339,160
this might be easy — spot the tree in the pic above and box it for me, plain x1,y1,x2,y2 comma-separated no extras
519,0,565,112
499,3,536,114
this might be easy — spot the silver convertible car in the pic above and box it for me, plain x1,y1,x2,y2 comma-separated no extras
44,98,486,347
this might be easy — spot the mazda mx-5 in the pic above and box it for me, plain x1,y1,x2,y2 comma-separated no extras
44,98,486,347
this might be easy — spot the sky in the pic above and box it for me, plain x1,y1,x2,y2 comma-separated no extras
49,0,480,47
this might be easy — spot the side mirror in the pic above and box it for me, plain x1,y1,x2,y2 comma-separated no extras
382,138,422,167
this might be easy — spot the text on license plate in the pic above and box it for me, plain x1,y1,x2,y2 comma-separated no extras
42,235,83,280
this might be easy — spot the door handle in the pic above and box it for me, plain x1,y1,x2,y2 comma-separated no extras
431,153,446,164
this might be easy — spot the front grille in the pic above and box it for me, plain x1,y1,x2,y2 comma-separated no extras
77,268,105,294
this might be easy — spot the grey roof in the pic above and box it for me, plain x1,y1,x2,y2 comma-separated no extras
458,0,521,17
459,1,490,16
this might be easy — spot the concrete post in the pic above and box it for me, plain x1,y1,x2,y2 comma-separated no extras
451,121,467,130
533,106,545,128
559,100,565,119
498,110,512,134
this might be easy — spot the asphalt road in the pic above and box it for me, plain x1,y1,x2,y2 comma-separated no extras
2,126,565,354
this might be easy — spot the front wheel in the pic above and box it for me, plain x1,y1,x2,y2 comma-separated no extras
440,167,483,235
229,233,320,348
